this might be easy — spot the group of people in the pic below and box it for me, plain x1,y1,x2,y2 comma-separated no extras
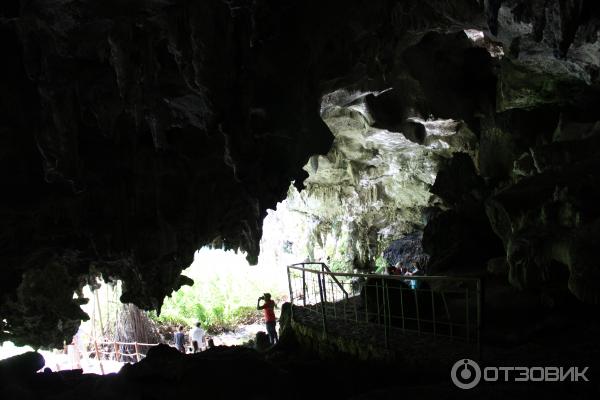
386,263,417,276
173,322,214,353
386,262,420,289
172,292,279,353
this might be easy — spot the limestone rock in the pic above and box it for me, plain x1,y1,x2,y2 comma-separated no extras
2,0,600,348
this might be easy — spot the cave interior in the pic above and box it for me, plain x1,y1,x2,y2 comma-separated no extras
1,0,600,398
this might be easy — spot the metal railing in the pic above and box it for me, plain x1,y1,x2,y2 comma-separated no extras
287,263,481,352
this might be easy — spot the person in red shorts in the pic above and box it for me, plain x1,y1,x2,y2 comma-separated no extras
257,292,278,344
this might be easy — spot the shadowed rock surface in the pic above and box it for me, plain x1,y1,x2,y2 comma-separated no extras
1,306,598,399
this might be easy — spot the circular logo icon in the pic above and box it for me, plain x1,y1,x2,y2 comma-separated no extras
451,359,481,389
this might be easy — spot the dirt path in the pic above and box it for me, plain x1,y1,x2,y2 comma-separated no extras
209,323,268,346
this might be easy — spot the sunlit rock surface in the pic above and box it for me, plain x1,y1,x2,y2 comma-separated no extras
270,89,476,270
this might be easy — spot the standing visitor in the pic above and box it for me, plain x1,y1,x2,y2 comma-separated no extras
190,322,205,353
174,325,186,353
256,293,278,344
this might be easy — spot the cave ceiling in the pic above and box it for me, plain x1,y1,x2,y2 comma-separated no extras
1,0,599,347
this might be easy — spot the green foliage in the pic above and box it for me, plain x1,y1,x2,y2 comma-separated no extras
329,258,348,272
375,255,388,274
148,311,187,327
149,248,286,334
151,293,263,334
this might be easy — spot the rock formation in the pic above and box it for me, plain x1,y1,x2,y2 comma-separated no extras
1,0,599,348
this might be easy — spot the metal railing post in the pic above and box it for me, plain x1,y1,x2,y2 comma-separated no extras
476,279,481,360
342,281,347,321
287,265,295,322
400,284,405,332
302,267,306,306
465,287,470,343
287,265,293,304
320,264,328,304
317,271,327,337
431,290,436,337
354,285,359,322
375,280,381,325
442,293,453,338
331,281,337,318
383,280,389,349
364,280,369,323
414,287,421,334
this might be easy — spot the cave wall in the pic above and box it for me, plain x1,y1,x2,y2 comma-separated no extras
1,0,342,347
1,0,599,348
269,0,600,301
425,1,600,302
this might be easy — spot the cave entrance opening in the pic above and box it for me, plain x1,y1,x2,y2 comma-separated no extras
0,280,147,374
1,241,291,372
157,246,288,347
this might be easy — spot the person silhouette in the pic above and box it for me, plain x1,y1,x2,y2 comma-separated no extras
190,322,205,352
256,293,278,344
174,326,186,353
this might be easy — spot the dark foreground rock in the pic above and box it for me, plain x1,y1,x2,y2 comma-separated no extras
1,0,600,359
1,322,599,400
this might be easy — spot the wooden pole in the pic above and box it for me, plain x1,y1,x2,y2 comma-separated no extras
95,289,105,337
134,342,140,362
91,292,96,340
94,340,105,375
105,284,110,333
113,341,120,362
